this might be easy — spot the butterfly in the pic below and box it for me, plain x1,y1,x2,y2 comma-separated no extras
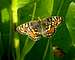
16,16,62,41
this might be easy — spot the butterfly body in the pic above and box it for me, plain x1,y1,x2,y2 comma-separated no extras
16,16,62,41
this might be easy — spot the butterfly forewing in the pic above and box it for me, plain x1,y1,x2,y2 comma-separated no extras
41,16,62,38
16,23,28,34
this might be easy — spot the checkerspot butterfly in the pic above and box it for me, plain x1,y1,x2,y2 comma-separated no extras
16,16,62,41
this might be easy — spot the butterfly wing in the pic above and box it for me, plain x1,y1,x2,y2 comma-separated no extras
16,20,42,41
16,23,28,35
41,16,62,38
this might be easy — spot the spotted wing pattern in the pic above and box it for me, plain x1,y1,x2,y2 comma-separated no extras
42,16,62,37
16,16,62,41
16,20,42,41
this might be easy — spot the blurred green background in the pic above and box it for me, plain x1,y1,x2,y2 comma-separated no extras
0,0,75,60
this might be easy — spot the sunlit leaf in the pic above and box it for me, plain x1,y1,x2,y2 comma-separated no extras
66,2,75,46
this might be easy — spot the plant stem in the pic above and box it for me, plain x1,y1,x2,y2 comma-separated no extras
32,2,36,20
43,40,49,60
49,38,54,60
11,0,20,60
20,38,36,60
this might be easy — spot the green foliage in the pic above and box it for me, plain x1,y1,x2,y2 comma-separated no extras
0,0,75,60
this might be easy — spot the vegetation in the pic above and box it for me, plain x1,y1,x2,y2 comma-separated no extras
0,0,75,60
